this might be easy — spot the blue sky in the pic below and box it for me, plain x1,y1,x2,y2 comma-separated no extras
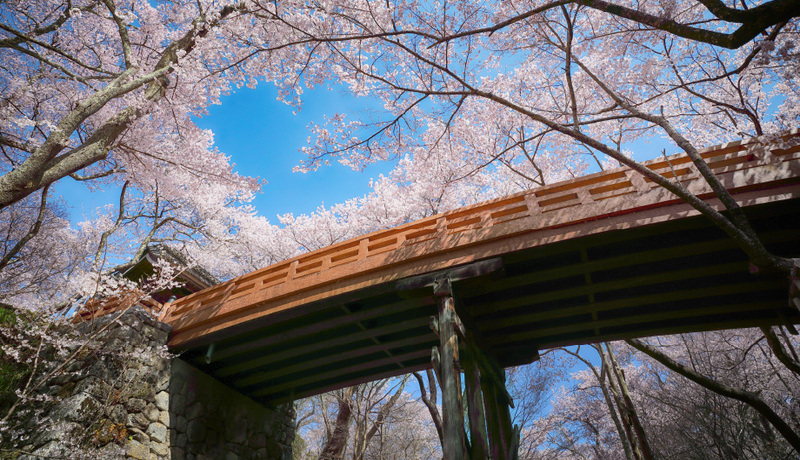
194,84,394,222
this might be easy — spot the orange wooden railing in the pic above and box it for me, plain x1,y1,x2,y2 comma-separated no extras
160,134,800,344
75,289,163,322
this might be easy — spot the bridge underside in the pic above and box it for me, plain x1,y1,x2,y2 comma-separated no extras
178,196,800,405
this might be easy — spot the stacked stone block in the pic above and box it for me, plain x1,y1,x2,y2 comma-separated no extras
14,306,294,459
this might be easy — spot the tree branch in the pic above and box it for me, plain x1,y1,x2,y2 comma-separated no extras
413,371,443,445
0,4,242,210
91,181,129,272
576,0,800,49
101,0,134,68
760,326,800,377
627,338,800,452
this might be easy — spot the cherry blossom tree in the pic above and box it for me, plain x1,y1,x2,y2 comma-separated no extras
0,189,84,305
3,2,800,457
627,329,800,454
292,377,437,460
514,346,638,460
517,331,799,459
1,1,261,291
0,0,251,207
3,0,798,278
289,0,799,273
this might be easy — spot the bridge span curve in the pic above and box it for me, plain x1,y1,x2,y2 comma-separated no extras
161,136,800,405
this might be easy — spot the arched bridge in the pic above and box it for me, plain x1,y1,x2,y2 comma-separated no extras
160,136,800,407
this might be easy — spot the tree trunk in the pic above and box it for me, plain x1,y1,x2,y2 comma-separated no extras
605,343,656,460
599,345,646,460
592,344,636,460
319,389,354,460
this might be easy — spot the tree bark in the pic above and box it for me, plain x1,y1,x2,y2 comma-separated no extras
319,388,354,460
604,343,656,460
590,345,636,460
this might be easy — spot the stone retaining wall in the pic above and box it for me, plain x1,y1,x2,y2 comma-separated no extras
15,307,294,459
168,359,295,459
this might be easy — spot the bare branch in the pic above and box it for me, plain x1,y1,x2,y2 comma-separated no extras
413,371,443,445
92,181,130,272
760,326,800,377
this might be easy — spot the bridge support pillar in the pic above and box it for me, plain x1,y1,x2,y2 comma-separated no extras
431,278,520,460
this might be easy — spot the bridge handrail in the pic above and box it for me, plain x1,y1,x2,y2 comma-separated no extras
161,132,800,344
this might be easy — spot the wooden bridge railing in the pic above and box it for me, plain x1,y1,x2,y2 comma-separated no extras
76,289,163,322
160,133,800,347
